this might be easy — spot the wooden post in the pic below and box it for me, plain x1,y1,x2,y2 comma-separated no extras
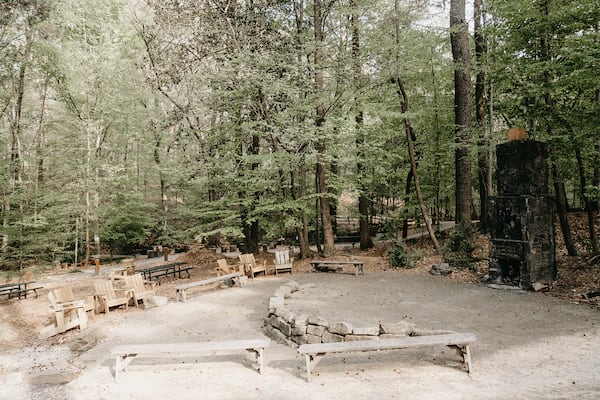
94,258,100,276
162,247,169,262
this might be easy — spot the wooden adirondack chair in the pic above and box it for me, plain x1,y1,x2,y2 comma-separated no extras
41,289,88,338
94,279,130,314
274,250,294,275
215,259,242,276
53,285,95,317
123,274,156,307
238,253,267,279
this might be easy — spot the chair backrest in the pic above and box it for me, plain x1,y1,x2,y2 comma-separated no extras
216,259,229,270
47,291,58,308
53,286,76,303
239,254,257,268
94,279,117,299
275,250,290,265
123,274,144,293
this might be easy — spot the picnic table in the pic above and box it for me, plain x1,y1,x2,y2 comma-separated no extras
136,262,191,282
308,260,365,276
0,281,43,299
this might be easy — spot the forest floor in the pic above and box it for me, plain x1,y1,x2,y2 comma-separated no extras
0,212,598,399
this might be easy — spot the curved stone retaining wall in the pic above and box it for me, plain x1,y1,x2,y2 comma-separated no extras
264,281,419,347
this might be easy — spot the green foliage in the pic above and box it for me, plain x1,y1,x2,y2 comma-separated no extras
387,240,419,269
99,194,157,254
442,223,476,269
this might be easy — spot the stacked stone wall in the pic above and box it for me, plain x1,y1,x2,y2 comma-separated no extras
264,281,417,347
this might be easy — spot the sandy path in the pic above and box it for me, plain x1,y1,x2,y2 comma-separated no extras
1,271,599,399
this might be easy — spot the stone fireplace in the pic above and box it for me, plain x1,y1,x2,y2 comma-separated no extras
487,139,557,288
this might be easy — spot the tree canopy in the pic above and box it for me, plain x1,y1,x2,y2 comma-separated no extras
0,0,598,269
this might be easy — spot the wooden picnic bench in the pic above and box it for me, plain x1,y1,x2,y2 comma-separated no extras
137,262,192,282
297,332,476,382
334,235,360,247
308,260,365,276
0,282,43,299
110,338,271,381
174,272,244,302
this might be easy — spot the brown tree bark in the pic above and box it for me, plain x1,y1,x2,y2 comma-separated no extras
314,0,335,255
552,159,577,256
474,0,490,232
351,0,373,250
394,0,439,251
450,0,473,225
575,148,599,255
291,161,313,258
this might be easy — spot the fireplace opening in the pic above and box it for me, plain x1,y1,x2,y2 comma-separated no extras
497,258,521,284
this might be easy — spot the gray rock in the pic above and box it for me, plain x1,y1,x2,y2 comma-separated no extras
291,325,307,335
293,314,310,326
306,325,326,336
306,334,321,344
321,331,344,343
345,334,378,341
430,262,453,276
277,318,292,336
329,322,353,335
352,326,380,336
307,315,329,327
292,334,308,345
379,321,415,335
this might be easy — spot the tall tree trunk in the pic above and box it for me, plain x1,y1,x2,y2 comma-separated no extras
291,161,313,258
450,0,473,225
430,48,443,226
243,134,261,254
9,28,31,270
314,0,335,255
474,0,489,232
575,148,599,255
539,0,576,257
401,169,413,239
552,159,577,256
394,0,439,251
351,0,373,250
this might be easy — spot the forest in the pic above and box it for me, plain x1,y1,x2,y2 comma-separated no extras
0,0,598,270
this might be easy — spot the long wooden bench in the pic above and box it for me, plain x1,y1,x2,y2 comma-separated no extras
309,260,365,276
111,339,271,381
174,272,244,302
0,282,43,299
137,262,192,283
297,332,476,382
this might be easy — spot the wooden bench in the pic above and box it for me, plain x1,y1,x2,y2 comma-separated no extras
111,338,271,381
309,260,365,276
334,235,360,247
138,262,192,283
297,332,476,382
174,272,244,302
0,282,43,299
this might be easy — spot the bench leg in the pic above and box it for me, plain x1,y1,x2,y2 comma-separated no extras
257,347,265,374
115,353,137,382
449,344,473,375
305,353,325,382
463,344,473,375
245,347,265,374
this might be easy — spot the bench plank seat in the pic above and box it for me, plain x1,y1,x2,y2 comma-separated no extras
137,262,191,283
298,332,476,381
174,272,244,302
111,339,270,381
0,282,42,299
309,260,365,276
